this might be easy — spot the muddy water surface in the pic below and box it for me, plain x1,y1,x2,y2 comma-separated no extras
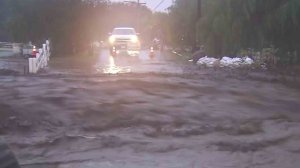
0,50,300,168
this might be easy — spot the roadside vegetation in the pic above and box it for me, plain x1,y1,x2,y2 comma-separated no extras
0,0,299,67
0,0,154,54
168,0,300,66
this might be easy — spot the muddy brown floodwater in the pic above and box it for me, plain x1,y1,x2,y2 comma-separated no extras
0,50,300,168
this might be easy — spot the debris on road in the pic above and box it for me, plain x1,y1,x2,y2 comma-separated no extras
220,56,254,67
197,56,254,67
197,56,219,67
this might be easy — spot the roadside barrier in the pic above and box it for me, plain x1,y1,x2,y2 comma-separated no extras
28,40,50,73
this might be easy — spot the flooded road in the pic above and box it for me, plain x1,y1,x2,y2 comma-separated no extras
49,49,182,75
1,49,300,168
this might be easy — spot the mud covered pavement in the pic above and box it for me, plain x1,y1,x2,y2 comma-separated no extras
1,50,300,168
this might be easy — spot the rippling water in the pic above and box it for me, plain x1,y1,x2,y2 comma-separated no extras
1,49,300,168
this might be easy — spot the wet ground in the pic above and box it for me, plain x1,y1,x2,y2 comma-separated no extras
1,49,300,168
0,49,27,75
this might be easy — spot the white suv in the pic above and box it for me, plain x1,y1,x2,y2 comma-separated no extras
108,27,141,57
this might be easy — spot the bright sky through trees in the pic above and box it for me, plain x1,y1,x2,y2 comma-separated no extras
111,0,172,12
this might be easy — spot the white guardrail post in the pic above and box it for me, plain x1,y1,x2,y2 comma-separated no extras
28,57,37,73
28,40,51,74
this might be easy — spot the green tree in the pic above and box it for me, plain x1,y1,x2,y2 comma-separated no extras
168,0,300,61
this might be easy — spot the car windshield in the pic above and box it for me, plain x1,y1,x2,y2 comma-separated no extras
112,28,135,35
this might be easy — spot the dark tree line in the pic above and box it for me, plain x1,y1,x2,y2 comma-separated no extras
1,0,299,62
168,0,300,62
0,0,153,54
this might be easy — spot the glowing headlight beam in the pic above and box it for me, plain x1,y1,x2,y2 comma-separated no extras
131,36,138,43
109,36,116,44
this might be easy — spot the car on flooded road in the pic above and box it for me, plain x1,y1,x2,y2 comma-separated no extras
22,43,37,58
108,27,141,58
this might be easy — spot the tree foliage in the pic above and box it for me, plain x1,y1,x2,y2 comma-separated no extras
169,0,300,59
1,0,299,60
0,0,153,53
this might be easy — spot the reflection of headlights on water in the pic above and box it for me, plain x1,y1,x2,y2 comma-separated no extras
150,47,154,52
109,36,115,44
102,56,131,74
131,36,138,43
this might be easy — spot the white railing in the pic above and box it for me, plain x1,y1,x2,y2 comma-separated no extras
28,40,50,73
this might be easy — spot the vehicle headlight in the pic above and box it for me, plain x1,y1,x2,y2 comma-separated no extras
131,36,138,43
109,36,115,44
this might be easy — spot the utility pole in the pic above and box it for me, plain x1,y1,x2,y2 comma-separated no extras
136,0,146,7
137,0,146,31
124,0,146,31
197,0,201,18
136,0,146,31
125,0,146,6
194,0,201,49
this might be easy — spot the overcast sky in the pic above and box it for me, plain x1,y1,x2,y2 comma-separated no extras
111,0,173,12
